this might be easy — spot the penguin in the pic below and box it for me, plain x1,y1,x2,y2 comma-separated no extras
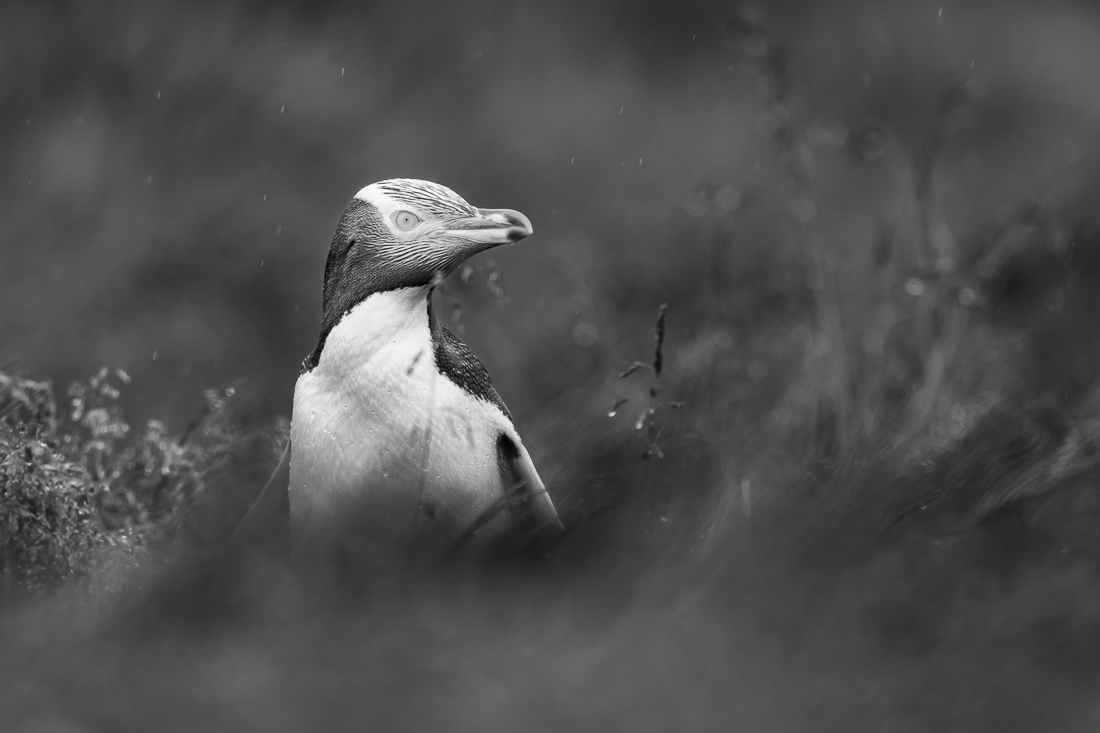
235,179,562,573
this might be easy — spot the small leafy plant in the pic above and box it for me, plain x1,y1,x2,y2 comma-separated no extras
0,367,266,593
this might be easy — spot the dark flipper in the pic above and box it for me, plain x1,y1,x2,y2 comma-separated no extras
450,435,564,552
230,440,291,559
498,434,564,534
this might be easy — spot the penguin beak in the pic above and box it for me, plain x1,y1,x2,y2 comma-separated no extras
444,208,533,246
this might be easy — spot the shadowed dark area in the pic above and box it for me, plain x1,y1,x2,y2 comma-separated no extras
4,0,1100,730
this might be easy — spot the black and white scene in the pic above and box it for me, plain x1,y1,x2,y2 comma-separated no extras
3,1,1100,730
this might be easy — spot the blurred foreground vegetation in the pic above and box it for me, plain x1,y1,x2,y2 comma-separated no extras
4,0,1100,731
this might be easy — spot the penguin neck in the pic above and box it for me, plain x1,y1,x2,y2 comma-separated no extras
309,286,435,378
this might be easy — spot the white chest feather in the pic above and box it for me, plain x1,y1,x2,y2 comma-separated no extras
289,287,517,557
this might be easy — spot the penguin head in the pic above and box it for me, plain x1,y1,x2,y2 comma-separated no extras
303,179,533,372
358,179,533,258
324,179,532,301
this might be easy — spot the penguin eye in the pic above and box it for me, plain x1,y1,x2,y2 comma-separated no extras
393,211,422,231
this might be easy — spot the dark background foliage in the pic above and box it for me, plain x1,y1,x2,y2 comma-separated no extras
3,0,1100,730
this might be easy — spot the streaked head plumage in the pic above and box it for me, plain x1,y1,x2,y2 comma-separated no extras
302,178,534,373
360,179,478,223
347,178,532,257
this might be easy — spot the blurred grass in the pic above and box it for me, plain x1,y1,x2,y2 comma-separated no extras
4,0,1100,730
